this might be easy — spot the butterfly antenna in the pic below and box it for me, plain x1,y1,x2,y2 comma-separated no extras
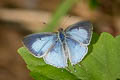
78,64,81,67
65,59,72,72
79,63,88,72
73,65,77,72
65,67,72,72
61,69,64,72
60,15,72,29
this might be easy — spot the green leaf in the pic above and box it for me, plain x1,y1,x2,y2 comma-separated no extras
18,32,120,80
30,72,53,80
18,47,79,80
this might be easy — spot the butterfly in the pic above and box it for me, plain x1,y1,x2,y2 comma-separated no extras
22,21,93,68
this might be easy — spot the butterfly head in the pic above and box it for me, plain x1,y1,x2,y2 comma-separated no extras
58,28,64,32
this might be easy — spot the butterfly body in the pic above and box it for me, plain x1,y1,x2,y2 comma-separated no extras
23,21,93,68
58,28,66,43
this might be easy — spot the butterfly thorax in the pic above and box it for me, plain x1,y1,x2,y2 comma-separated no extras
58,28,65,42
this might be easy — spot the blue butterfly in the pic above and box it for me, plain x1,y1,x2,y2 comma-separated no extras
23,21,93,68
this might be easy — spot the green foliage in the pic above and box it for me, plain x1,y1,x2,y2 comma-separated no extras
18,32,120,80
89,0,100,9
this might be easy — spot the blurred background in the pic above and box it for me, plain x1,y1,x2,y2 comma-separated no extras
0,0,120,80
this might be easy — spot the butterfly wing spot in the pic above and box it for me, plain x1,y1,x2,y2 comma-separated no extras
37,37,41,40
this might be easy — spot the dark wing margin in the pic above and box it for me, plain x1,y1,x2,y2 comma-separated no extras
22,32,57,58
65,21,93,45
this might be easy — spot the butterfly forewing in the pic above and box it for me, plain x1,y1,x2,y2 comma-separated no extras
43,40,67,68
65,21,93,45
23,33,57,57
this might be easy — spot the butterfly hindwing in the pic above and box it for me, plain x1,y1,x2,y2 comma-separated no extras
43,40,67,68
65,21,93,45
23,33,57,57
66,37,88,65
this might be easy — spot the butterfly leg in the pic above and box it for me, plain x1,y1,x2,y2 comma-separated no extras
78,63,81,67
72,65,77,72
65,67,72,72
